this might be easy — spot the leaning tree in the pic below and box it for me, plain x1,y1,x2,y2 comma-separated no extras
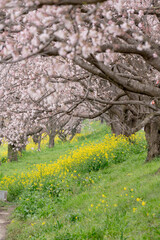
0,0,160,161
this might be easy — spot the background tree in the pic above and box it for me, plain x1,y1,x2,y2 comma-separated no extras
0,0,160,161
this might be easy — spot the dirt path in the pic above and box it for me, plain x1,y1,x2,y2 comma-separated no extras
0,206,15,240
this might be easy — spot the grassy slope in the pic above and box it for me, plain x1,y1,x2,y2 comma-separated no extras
0,121,109,179
0,121,160,240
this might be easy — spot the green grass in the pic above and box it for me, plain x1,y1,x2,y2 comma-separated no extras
7,152,160,240
0,121,160,240
0,120,109,180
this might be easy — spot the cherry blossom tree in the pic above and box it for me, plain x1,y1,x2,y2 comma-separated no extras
0,58,93,160
0,0,160,161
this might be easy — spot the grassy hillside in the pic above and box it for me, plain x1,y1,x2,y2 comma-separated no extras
0,121,160,240
0,121,109,178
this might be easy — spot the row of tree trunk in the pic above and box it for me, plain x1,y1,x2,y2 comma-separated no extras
7,132,55,162
7,118,160,162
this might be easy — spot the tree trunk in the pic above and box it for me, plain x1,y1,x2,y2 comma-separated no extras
144,117,160,162
111,121,123,136
110,117,132,137
100,117,104,124
49,133,55,148
33,134,39,144
33,134,42,151
8,144,18,161
37,135,42,151
19,144,26,153
110,106,138,137
19,138,26,152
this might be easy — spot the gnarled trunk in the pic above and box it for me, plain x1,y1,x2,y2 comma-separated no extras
33,134,39,144
110,115,132,137
19,144,26,152
38,135,41,151
8,144,18,161
49,132,55,148
111,121,123,136
110,105,138,138
19,135,27,153
33,134,42,151
144,117,160,162
19,139,26,153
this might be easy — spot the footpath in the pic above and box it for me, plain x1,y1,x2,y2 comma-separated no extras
0,206,15,240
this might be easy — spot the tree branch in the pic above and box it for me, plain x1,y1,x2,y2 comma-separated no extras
86,54,160,97
69,92,125,118
81,95,157,111
132,111,160,133
101,43,160,72
36,0,107,7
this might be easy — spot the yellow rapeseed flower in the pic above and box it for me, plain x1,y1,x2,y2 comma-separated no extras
133,208,137,213
142,201,146,206
0,133,145,197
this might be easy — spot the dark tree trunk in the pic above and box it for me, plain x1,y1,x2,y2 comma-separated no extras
8,144,18,161
69,127,77,141
100,117,104,124
38,135,42,151
19,144,26,153
110,116,132,137
110,106,138,138
49,133,55,148
111,121,123,136
144,117,160,162
33,134,39,144
19,137,26,152
33,134,42,151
